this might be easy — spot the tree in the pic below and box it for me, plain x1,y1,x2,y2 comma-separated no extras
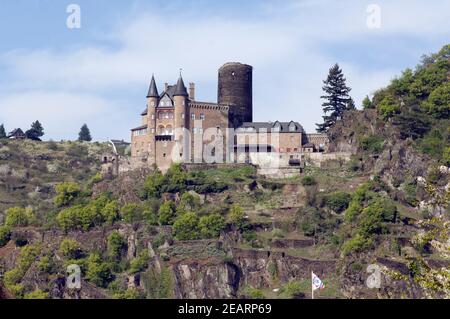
228,204,245,229
172,212,200,240
107,231,126,261
362,96,374,109
316,64,353,132
158,201,177,225
0,124,6,139
54,182,81,207
121,203,143,224
199,214,225,238
78,124,92,142
86,253,113,288
25,121,44,141
31,121,44,137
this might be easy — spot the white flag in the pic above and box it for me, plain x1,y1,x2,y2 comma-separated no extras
312,272,325,291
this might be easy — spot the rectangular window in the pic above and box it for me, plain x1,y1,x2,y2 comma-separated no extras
191,113,196,120
151,114,155,120
200,113,205,120
287,148,291,152
181,113,185,119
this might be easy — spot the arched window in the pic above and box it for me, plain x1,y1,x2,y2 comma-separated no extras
165,125,173,135
158,125,165,135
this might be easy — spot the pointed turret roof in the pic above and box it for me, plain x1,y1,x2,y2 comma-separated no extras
173,75,188,97
146,75,159,98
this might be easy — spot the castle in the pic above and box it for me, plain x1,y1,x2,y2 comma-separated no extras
131,62,328,171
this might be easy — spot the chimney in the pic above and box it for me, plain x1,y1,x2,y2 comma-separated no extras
189,83,195,101
164,83,169,92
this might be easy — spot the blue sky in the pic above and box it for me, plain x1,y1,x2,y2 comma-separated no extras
0,0,449,141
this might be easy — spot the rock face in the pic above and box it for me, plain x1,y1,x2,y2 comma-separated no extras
172,262,240,299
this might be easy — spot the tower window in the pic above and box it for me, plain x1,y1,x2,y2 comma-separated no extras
200,113,205,120
191,113,196,120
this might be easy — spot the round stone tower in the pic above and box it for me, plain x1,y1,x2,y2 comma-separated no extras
218,62,253,127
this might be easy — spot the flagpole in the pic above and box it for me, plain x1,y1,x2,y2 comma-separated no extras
311,271,314,300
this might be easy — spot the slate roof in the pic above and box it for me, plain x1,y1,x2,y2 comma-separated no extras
131,125,148,131
174,76,188,97
238,121,305,133
146,75,159,98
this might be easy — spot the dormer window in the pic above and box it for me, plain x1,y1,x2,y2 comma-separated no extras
273,122,281,132
289,123,297,132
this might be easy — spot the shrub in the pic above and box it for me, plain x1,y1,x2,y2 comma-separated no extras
443,146,450,166
107,231,126,261
54,182,81,207
422,82,450,118
301,176,316,186
359,135,384,154
272,228,285,238
199,214,225,239
113,288,142,299
59,239,82,259
342,234,373,256
24,289,49,299
121,203,143,224
158,201,177,225
86,253,113,288
280,281,306,299
325,191,351,213
5,207,34,227
228,204,245,229
143,169,165,198
0,225,11,246
173,212,200,240
129,250,150,274
101,200,120,225
377,95,400,119
245,287,265,299
37,255,54,273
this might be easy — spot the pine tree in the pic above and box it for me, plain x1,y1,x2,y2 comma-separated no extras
316,64,353,133
31,121,44,137
0,124,6,139
78,124,92,142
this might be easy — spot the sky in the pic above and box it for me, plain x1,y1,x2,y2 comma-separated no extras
0,0,449,141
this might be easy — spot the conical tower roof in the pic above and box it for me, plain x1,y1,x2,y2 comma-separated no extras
173,75,188,97
146,75,159,98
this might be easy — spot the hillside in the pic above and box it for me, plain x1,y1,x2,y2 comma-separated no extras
0,45,449,300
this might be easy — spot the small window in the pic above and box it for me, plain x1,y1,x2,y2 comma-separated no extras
287,148,291,152
200,113,205,120
151,114,155,120
181,113,185,119
191,113,196,120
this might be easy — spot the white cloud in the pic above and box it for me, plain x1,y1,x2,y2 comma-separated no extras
0,0,449,139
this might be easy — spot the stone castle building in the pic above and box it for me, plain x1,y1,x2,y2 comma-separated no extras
131,62,328,170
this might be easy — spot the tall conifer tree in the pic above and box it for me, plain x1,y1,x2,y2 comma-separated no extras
316,64,353,132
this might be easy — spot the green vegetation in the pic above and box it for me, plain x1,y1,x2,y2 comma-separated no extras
0,225,11,246
129,250,150,274
3,245,41,298
324,191,351,213
107,231,126,261
4,207,35,227
199,214,225,238
358,135,384,154
158,201,177,225
24,289,49,299
173,212,200,240
280,280,307,299
54,182,81,207
301,175,316,186
372,44,450,163
244,286,265,299
59,239,83,259
317,63,354,132
86,253,113,288
228,204,245,229
78,124,92,142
